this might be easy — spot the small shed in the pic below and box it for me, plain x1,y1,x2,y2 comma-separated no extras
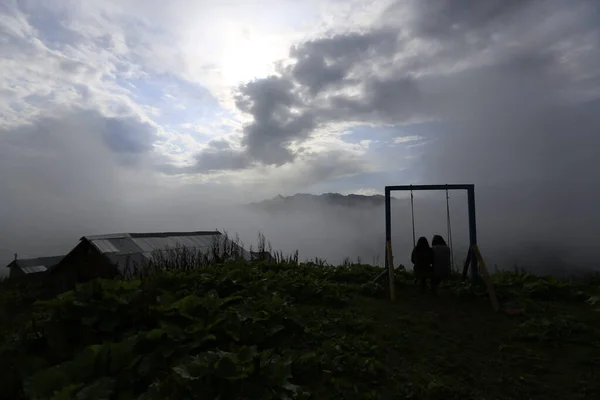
50,230,250,293
5,255,64,280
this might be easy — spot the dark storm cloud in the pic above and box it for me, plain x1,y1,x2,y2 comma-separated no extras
289,29,398,94
102,115,158,155
328,76,426,124
235,76,316,166
187,0,600,188
290,54,346,95
189,29,403,172
404,0,532,39
207,138,233,150
195,2,580,175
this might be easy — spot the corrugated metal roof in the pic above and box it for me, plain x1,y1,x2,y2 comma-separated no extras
91,239,119,253
100,238,141,255
84,233,128,240
81,231,250,273
21,265,48,274
8,255,64,274
130,231,220,238
130,234,216,254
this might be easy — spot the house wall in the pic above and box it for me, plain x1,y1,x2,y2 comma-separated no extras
50,241,118,295
8,264,26,278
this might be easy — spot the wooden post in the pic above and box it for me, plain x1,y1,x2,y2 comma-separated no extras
386,240,395,301
467,186,479,282
461,248,472,282
472,245,500,312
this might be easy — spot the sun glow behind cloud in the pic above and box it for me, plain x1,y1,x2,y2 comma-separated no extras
186,23,288,91
173,2,323,109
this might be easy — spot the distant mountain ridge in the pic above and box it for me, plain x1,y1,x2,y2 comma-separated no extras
247,193,399,212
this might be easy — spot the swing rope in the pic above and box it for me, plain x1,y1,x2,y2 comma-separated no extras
445,188,455,271
410,189,416,247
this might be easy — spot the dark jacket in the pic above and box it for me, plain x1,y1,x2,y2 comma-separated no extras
411,246,433,279
432,244,451,280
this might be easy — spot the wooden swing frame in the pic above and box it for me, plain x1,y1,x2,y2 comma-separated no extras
383,184,498,311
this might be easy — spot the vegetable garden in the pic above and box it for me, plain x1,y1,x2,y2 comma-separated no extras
1,258,599,399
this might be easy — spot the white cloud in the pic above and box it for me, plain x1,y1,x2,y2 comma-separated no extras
393,135,421,144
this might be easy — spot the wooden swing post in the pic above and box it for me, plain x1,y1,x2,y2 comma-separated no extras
472,245,500,312
386,240,395,301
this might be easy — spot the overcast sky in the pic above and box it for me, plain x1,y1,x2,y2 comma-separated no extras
1,0,599,271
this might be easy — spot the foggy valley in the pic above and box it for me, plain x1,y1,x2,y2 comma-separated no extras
2,188,597,278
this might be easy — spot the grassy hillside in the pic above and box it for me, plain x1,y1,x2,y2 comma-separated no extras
1,260,599,400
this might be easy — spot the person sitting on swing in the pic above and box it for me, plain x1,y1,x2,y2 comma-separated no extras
411,236,434,294
431,234,452,295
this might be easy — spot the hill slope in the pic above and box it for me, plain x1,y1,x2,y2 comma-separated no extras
1,262,599,399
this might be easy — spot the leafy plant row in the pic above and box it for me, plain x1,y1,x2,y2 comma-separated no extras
3,262,389,400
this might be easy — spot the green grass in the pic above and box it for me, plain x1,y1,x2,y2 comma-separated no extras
0,260,599,400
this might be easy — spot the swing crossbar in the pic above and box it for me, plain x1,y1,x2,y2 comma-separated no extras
386,184,473,191
384,184,479,283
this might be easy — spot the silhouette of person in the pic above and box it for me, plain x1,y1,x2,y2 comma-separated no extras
411,236,434,294
431,234,451,295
